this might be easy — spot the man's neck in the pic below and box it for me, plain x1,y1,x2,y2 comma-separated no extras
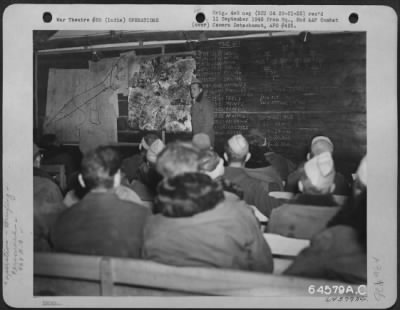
227,162,245,168
90,187,114,193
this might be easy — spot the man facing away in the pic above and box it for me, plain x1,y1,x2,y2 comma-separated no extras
51,146,150,258
223,134,281,217
286,135,351,195
268,152,341,239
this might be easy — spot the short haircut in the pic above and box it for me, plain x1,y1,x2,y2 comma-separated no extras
81,146,121,190
156,141,200,178
298,166,333,195
154,172,224,217
198,150,220,173
224,141,246,163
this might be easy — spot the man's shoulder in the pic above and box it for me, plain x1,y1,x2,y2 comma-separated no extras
112,196,151,216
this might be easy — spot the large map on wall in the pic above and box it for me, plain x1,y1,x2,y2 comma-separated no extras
127,54,195,132
44,56,128,153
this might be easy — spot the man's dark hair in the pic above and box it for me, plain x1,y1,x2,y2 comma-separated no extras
198,150,220,173
154,172,224,217
39,134,58,148
143,133,159,148
81,146,121,190
156,141,200,178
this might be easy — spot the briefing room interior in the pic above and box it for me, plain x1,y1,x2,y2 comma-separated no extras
32,29,367,297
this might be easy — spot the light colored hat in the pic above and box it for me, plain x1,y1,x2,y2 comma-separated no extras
192,133,211,151
304,151,335,190
146,139,165,164
356,155,367,186
311,136,334,155
227,134,249,158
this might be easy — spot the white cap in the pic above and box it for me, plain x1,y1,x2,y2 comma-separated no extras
311,136,334,155
304,151,335,190
227,134,249,158
146,139,165,163
356,155,367,186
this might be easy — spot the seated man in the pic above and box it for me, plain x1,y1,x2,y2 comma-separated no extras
198,149,244,201
137,139,165,189
121,133,159,182
39,133,78,183
286,135,351,195
268,152,340,239
131,139,165,201
283,155,367,284
245,128,296,181
156,141,200,179
33,143,65,252
143,172,273,273
223,134,281,217
192,133,212,151
51,146,150,258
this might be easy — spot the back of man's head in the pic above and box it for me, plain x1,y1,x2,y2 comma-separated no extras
224,134,250,165
299,151,336,195
139,133,160,152
156,141,200,179
80,146,121,190
309,136,334,158
146,139,165,165
192,133,212,151
198,150,224,180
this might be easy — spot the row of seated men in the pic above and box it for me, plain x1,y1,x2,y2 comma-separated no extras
33,132,367,284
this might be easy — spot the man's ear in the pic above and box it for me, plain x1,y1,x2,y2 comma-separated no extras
306,152,311,160
245,152,251,163
113,169,121,188
329,183,336,194
223,152,228,162
33,155,41,168
78,174,86,188
298,180,304,192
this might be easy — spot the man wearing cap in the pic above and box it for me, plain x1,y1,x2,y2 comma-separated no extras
135,139,165,195
190,77,215,147
223,134,281,217
286,135,351,195
121,133,159,183
268,152,340,239
283,155,367,283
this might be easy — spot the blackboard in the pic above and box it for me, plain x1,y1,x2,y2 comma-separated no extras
116,33,366,174
194,32,366,171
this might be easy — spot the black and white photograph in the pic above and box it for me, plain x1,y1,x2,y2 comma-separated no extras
2,4,397,308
